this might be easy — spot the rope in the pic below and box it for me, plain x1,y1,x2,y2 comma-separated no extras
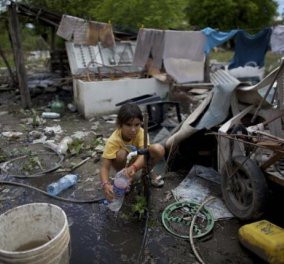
189,196,216,264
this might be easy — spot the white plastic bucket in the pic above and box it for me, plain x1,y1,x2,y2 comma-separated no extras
0,203,70,264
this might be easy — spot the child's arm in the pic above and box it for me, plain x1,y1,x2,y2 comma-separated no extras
100,158,113,201
124,154,145,177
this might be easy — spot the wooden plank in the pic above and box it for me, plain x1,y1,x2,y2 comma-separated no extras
261,152,284,170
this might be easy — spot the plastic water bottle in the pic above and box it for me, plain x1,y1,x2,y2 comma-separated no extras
42,112,60,119
107,170,129,212
56,136,73,155
47,174,78,196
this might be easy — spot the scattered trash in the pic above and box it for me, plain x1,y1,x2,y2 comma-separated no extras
45,142,58,153
102,114,117,124
90,122,99,131
44,130,55,138
172,165,233,220
28,130,43,140
44,125,63,135
32,136,47,144
67,103,76,112
50,95,65,114
71,131,91,139
22,115,46,127
0,111,8,116
42,112,60,119
2,131,23,139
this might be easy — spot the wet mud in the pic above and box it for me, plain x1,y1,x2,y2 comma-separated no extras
0,90,282,263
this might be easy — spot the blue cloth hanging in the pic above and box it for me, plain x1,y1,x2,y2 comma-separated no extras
228,28,272,69
202,27,239,54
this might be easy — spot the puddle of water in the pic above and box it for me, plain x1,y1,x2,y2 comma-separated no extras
0,173,161,263
67,202,144,263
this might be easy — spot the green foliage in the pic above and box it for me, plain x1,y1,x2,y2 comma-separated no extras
68,138,85,156
131,194,147,219
22,155,42,173
22,0,100,19
9,0,279,38
186,0,278,32
0,148,8,162
22,0,188,30
10,147,32,158
92,0,188,30
67,135,104,156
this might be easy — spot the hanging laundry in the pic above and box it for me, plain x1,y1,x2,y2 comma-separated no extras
57,15,115,48
202,27,239,54
270,25,284,55
88,22,115,48
56,15,81,41
73,19,88,44
133,28,165,69
228,28,272,70
162,30,206,83
87,21,100,45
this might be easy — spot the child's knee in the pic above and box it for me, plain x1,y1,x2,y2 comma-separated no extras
149,144,165,158
116,149,128,163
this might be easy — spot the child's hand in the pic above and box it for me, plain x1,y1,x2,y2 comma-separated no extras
124,165,136,178
103,182,113,201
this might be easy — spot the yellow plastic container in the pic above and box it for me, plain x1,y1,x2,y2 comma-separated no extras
239,220,284,264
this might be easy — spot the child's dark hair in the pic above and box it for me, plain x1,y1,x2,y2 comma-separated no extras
117,103,143,127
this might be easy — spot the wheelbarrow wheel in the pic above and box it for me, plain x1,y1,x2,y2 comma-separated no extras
221,155,268,220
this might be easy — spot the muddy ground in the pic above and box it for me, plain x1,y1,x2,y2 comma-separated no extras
0,88,282,264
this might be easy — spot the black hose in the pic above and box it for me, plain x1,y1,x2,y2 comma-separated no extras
136,162,152,263
137,207,150,264
0,180,105,204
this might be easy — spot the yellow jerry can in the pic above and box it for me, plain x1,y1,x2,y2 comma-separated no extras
239,220,284,264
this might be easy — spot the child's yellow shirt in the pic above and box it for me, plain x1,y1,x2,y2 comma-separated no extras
102,128,147,159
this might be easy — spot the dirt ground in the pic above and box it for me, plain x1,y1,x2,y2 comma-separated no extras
0,88,282,264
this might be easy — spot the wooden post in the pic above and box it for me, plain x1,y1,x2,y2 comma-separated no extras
7,3,31,108
142,111,150,200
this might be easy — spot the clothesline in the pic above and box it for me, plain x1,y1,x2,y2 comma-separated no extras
56,15,284,84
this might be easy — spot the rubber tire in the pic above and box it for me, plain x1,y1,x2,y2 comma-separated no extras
221,155,268,220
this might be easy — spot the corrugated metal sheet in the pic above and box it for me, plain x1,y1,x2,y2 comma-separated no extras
210,69,240,87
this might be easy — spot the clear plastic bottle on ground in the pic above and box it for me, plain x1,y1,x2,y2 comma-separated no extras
47,174,78,196
42,112,60,119
107,170,129,212
56,136,73,155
